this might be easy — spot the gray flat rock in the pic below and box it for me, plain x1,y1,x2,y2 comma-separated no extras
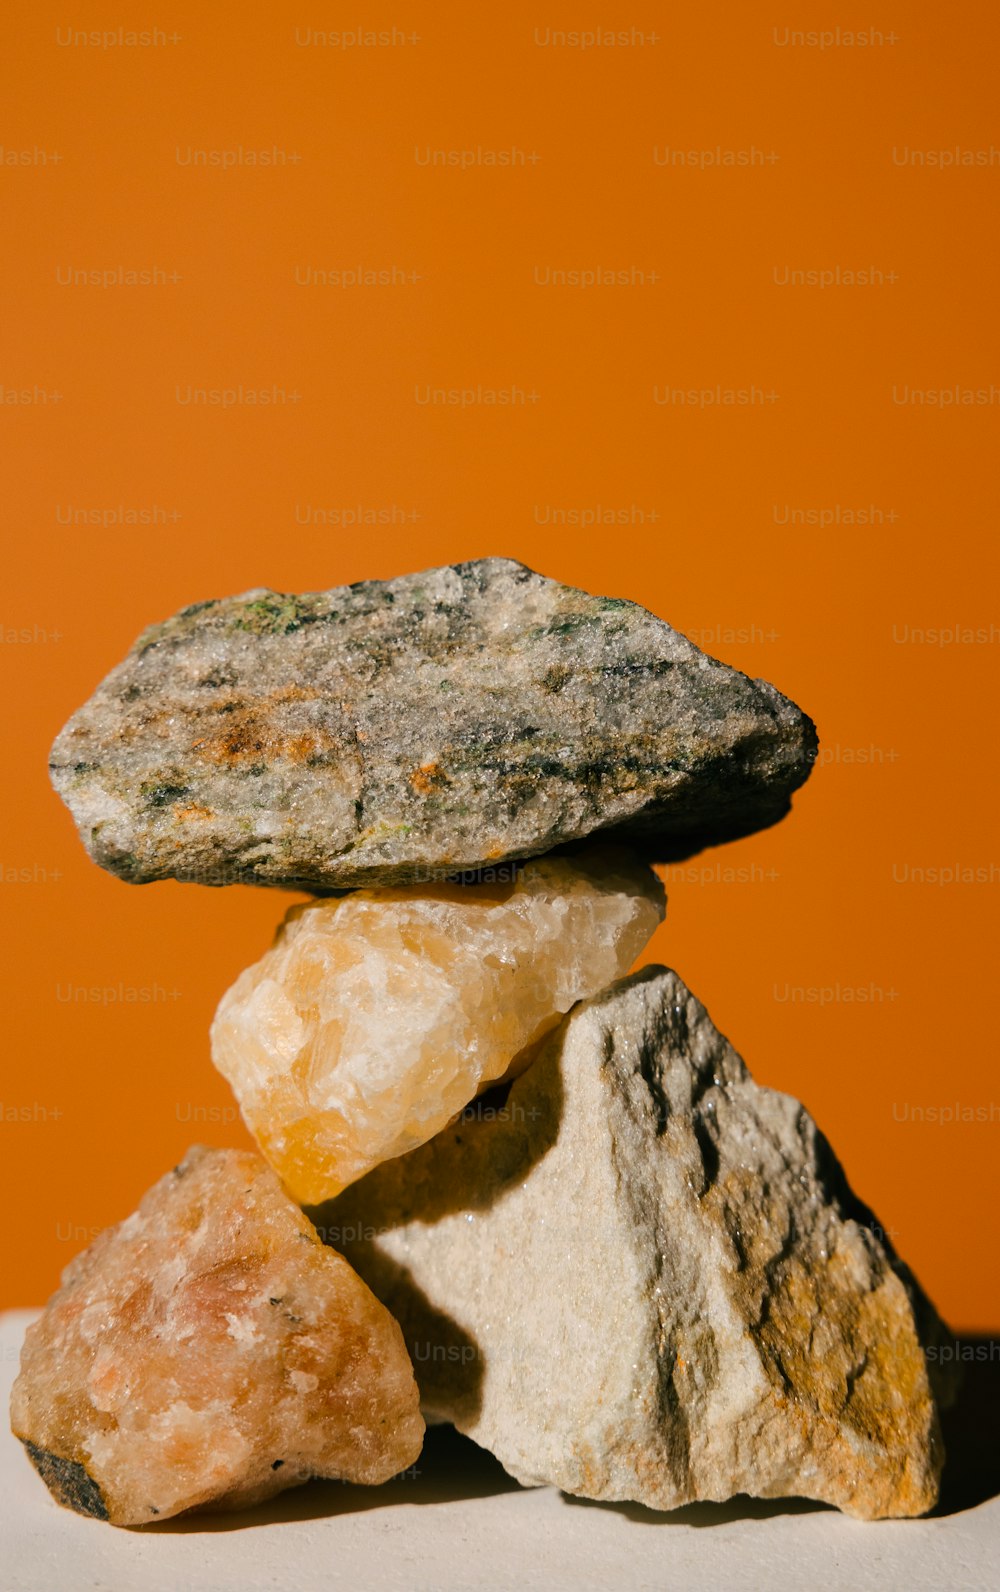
323,967,952,1520
51,559,816,889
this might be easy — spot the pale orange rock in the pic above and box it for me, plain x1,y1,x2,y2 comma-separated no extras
210,850,665,1202
10,1147,424,1526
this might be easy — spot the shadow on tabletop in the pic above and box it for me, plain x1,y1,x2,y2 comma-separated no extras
152,1334,1000,1533
149,1425,521,1533
561,1491,829,1526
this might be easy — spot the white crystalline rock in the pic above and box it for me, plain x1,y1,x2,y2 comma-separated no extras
326,968,951,1522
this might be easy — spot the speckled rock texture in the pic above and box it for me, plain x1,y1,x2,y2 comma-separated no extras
10,1147,424,1526
211,849,664,1203
50,559,816,890
324,968,949,1521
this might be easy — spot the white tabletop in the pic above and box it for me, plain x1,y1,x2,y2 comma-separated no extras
2,1310,996,1592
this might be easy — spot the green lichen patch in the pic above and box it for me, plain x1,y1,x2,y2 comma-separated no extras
231,595,318,636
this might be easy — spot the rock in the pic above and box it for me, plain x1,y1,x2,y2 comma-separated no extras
323,968,948,1521
50,559,816,890
211,850,664,1202
10,1147,424,1525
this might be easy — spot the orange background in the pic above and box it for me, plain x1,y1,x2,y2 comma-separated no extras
2,2,997,1327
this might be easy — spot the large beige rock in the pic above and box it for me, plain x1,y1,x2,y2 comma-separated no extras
10,1147,424,1525
325,968,949,1521
211,850,664,1202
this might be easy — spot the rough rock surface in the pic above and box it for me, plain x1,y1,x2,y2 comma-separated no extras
50,559,816,890
324,968,948,1521
10,1147,424,1525
211,850,664,1203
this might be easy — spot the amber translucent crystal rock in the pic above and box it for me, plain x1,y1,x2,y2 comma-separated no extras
211,850,665,1202
10,1147,424,1526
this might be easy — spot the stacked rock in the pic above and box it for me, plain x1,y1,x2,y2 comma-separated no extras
12,558,951,1525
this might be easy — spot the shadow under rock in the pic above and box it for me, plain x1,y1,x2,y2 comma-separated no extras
932,1334,1000,1517
561,1490,830,1528
352,1263,486,1425
148,1426,522,1534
